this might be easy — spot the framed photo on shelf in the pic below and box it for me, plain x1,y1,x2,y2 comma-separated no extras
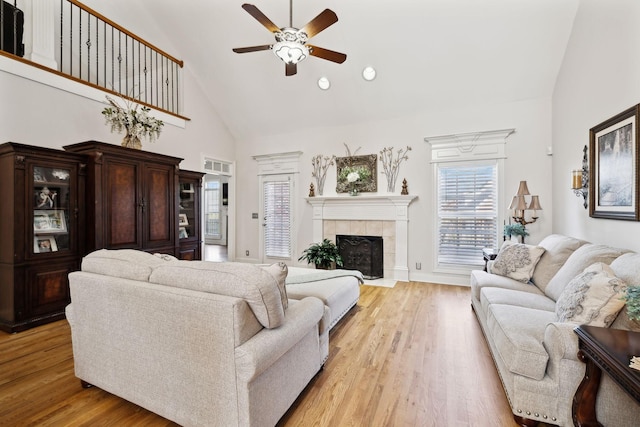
179,227,189,239
33,236,58,253
180,183,194,193
34,187,59,209
34,209,67,233
179,213,189,226
589,104,640,220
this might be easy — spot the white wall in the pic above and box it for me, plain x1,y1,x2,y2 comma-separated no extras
235,97,553,285
552,0,640,251
0,62,235,172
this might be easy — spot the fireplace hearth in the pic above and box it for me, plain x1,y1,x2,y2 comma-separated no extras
336,235,383,280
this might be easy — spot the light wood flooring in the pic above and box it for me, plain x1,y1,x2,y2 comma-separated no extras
0,282,517,426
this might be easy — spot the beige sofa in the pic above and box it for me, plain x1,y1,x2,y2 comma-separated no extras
471,234,640,426
66,249,328,427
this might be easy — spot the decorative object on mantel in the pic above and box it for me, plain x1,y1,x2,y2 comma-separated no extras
589,104,640,220
102,95,164,149
311,154,335,196
309,183,315,197
508,180,542,232
336,143,377,194
571,145,589,209
379,146,411,192
401,178,408,195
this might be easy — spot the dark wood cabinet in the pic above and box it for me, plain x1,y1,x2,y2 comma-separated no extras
0,143,85,332
178,170,204,260
64,141,182,256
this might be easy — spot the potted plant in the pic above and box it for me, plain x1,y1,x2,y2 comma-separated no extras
503,223,529,243
298,239,344,269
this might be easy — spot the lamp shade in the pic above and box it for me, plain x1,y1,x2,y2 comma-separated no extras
509,195,528,210
516,180,530,196
528,195,543,211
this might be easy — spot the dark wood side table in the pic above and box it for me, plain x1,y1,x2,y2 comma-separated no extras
482,247,499,272
573,325,640,427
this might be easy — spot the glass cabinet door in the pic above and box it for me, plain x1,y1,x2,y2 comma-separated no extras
32,165,72,254
179,181,196,240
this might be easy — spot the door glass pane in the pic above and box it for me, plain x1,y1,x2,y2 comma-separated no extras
205,180,221,239
33,166,71,253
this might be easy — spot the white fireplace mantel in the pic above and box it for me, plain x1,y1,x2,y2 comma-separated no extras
306,195,417,281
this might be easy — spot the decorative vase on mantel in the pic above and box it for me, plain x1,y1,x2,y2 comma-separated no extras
121,131,142,149
349,187,359,196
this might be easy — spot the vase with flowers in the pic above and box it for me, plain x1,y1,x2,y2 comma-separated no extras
102,95,164,149
339,165,371,196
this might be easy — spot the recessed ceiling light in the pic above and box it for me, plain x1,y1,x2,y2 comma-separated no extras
362,66,376,81
318,77,331,90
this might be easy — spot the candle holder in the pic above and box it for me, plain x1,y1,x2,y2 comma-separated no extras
571,145,589,209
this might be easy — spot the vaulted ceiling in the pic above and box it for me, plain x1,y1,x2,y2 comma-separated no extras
84,0,579,140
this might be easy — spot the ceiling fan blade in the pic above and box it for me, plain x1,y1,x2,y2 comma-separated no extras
308,45,347,64
241,4,280,33
300,9,338,38
285,63,297,76
232,45,272,54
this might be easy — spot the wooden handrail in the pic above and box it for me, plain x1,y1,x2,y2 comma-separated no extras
67,0,184,68
0,50,190,121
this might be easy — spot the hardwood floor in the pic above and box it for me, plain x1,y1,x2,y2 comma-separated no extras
0,282,517,426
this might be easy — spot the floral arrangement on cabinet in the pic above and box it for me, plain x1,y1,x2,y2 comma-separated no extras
102,95,164,149
379,146,411,193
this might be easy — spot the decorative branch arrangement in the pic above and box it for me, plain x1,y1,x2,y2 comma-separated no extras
380,146,411,192
311,154,336,196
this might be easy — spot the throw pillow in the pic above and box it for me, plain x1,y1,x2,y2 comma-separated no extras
491,240,545,283
555,262,627,327
262,262,288,309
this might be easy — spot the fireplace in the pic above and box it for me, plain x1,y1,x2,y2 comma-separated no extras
336,235,383,280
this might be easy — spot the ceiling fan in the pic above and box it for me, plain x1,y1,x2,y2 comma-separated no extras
232,1,347,76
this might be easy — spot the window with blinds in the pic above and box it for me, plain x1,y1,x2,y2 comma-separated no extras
437,162,498,266
263,178,292,259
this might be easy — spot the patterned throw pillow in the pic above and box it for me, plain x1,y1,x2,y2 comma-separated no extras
491,240,546,283
556,262,627,327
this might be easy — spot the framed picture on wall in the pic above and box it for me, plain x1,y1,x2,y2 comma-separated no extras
589,104,640,220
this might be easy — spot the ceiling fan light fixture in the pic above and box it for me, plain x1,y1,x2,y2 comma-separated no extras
362,66,377,81
273,41,309,64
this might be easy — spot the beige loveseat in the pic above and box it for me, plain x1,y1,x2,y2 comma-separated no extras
471,234,640,426
66,249,327,427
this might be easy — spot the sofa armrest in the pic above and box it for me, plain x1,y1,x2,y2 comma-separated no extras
235,296,324,382
543,322,580,362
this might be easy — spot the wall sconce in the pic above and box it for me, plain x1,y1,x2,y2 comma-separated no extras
571,145,589,209
509,180,542,226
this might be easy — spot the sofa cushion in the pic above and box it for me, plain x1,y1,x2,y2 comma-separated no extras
531,234,587,292
486,304,555,380
556,262,627,327
149,261,286,329
470,269,544,302
490,241,545,283
480,287,556,317
262,262,288,309
81,249,170,281
544,244,628,301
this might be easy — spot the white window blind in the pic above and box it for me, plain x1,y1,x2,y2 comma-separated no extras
437,162,498,266
263,178,292,258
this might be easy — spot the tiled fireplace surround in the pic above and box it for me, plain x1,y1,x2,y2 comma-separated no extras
306,195,417,281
